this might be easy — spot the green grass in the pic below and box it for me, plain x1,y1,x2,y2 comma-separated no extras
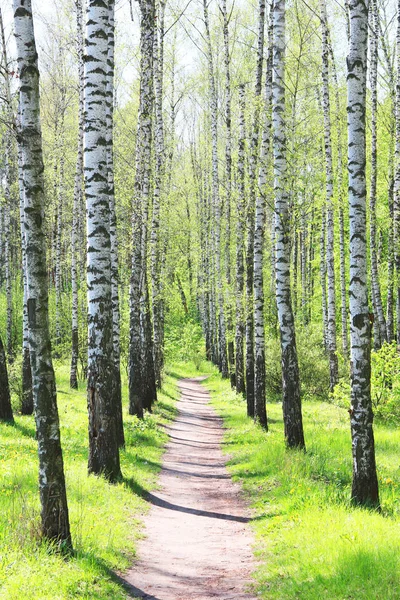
0,360,205,600
205,373,400,600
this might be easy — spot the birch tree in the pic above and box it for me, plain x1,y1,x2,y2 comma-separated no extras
203,0,228,379
151,0,166,390
253,13,273,428
369,0,387,348
235,84,246,396
221,0,236,388
246,0,266,417
0,336,13,422
347,0,379,507
84,0,122,481
70,0,84,390
320,0,338,389
13,0,72,546
273,0,305,449
129,0,156,418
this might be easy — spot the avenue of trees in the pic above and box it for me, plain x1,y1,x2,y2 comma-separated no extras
1,0,398,546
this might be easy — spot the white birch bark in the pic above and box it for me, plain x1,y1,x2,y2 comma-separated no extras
84,0,121,481
254,12,273,429
246,0,266,417
369,0,387,348
129,0,155,417
273,0,305,449
347,0,379,507
106,0,124,448
221,0,236,389
235,84,246,396
70,0,84,390
203,0,228,379
17,143,33,415
151,0,165,390
13,0,72,546
320,0,338,389
395,0,400,345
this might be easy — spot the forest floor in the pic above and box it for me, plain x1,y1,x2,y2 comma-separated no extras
122,377,257,600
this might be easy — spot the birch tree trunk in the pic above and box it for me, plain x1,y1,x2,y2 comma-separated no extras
221,0,236,389
246,0,266,417
151,0,165,390
254,14,273,428
0,336,13,422
387,149,395,343
129,0,155,418
273,0,305,449
84,0,121,482
106,0,124,448
4,131,13,359
236,84,246,396
18,143,33,415
369,0,387,348
13,0,72,546
347,0,379,507
395,0,400,346
328,32,349,357
203,0,228,379
320,0,338,389
70,0,84,390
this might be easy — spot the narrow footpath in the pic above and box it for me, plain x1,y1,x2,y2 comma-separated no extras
123,377,257,600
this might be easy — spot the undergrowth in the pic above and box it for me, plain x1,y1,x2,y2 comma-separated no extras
205,373,400,600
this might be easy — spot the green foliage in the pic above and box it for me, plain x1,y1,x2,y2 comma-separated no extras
7,354,23,412
165,318,205,370
331,342,400,424
266,325,331,400
205,371,400,600
371,342,400,422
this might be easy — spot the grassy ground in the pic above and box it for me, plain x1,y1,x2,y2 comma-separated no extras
0,359,208,600
204,372,400,600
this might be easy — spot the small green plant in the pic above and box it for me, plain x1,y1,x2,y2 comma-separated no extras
371,342,400,422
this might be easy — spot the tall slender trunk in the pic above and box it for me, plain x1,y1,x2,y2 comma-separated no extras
320,0,338,389
387,145,395,343
221,0,236,389
347,0,379,507
395,0,400,346
328,32,349,357
273,0,305,449
106,1,124,448
70,0,84,390
0,6,14,360
254,13,273,428
13,0,72,546
17,143,33,414
246,0,266,417
236,84,246,396
203,0,228,378
151,0,166,390
319,203,328,350
369,0,387,348
129,0,156,417
0,336,13,422
84,0,121,482
55,118,65,351
4,131,13,360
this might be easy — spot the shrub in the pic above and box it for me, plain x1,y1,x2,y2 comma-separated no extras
331,342,400,424
266,324,331,401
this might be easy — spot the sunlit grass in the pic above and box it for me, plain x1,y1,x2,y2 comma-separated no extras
205,373,400,600
0,360,197,599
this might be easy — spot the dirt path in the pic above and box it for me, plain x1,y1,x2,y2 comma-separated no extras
122,377,257,600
